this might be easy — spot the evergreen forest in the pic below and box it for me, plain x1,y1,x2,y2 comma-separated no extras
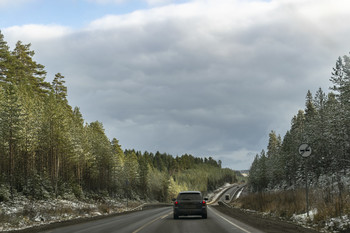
0,32,237,202
249,53,350,193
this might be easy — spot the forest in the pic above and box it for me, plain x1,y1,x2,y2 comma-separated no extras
249,53,350,191
0,31,237,202
247,53,350,223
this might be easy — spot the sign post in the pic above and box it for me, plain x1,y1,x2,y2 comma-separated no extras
298,143,312,217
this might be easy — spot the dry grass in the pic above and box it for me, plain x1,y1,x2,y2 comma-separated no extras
236,189,306,218
235,188,350,230
312,188,350,223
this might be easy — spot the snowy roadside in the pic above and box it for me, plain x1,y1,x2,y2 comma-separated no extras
0,183,234,232
206,182,350,232
0,195,141,232
292,210,350,233
226,198,350,232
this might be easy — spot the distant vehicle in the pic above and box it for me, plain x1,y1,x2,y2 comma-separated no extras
172,191,208,219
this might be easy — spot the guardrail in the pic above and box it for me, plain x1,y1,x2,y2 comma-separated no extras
217,200,232,209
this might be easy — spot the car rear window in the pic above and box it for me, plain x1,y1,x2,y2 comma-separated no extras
178,193,202,200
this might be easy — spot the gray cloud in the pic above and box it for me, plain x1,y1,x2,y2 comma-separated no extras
3,0,350,169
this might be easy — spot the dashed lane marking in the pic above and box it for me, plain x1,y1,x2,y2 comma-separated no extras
132,212,172,233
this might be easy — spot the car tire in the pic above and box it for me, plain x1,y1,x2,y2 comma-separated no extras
174,214,179,219
202,214,207,219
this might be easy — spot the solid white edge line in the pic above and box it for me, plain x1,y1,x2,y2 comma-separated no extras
209,206,251,233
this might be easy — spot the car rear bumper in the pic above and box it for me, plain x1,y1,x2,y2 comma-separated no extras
174,207,207,216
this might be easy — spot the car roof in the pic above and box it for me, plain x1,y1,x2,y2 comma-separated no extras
179,191,202,194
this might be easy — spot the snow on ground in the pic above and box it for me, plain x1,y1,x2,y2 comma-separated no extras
0,195,135,232
0,183,236,232
7,182,350,233
291,208,318,223
235,188,243,200
291,210,350,232
323,215,350,232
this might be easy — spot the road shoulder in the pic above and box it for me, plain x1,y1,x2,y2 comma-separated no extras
212,204,319,233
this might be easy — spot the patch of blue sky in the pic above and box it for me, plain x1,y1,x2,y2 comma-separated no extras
0,0,148,29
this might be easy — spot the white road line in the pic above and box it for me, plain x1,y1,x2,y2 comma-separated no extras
132,212,171,233
209,207,251,233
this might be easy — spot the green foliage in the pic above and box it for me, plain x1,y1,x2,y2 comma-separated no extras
174,164,237,194
0,184,10,202
23,173,52,200
147,168,168,201
0,31,237,203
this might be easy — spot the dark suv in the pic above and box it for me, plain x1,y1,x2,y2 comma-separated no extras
172,191,208,219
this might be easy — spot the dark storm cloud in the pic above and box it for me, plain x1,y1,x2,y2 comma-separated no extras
4,0,350,169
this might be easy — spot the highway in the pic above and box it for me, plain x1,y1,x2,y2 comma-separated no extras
219,184,245,203
40,205,263,233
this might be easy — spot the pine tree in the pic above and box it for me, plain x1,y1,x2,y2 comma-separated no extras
70,107,91,189
8,41,50,96
266,130,283,187
123,150,139,198
309,88,328,177
111,138,125,195
0,85,22,194
52,73,67,102
248,154,260,192
138,155,149,198
38,73,72,196
0,31,11,86
280,130,296,187
330,55,350,174
86,121,115,192
330,56,345,96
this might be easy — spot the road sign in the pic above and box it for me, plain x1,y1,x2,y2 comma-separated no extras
299,143,312,158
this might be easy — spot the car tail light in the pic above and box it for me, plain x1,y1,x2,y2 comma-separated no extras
175,201,178,206
202,200,206,206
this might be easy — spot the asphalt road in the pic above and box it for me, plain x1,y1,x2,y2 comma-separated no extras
39,206,264,233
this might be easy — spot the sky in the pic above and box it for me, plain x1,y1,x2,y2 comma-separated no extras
1,0,350,170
